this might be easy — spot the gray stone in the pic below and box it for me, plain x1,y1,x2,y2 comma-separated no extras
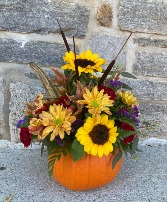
9,82,44,142
0,145,167,201
0,1,90,37
134,37,167,48
121,78,167,101
118,0,167,35
0,77,6,140
24,67,55,80
133,51,167,77
139,102,167,138
0,39,73,66
97,4,113,28
88,34,126,68
0,77,4,125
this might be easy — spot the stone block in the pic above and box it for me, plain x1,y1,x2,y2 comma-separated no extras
0,1,90,37
9,82,44,142
88,34,126,67
121,78,167,101
97,4,113,28
134,37,167,48
133,51,167,78
139,102,167,137
118,0,167,35
0,77,4,125
0,39,72,66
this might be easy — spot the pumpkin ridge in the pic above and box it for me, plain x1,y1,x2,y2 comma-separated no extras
51,150,123,191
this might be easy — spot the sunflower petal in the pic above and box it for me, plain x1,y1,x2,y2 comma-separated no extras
98,145,104,157
77,127,87,135
84,143,93,153
109,126,117,135
80,136,92,145
101,115,108,125
109,136,116,143
85,50,92,60
91,53,99,61
103,143,110,156
84,122,94,132
90,144,98,156
106,120,115,128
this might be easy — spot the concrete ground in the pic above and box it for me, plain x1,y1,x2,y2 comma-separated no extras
0,139,167,202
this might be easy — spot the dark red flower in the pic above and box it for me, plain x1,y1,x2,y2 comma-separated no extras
20,127,32,147
121,122,135,145
55,96,69,108
98,85,116,100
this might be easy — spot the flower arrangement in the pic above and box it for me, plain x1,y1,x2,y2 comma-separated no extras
17,23,140,178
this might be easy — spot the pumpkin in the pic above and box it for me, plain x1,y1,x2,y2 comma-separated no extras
52,151,123,191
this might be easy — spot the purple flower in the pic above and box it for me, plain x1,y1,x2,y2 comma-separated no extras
134,105,139,117
16,117,26,129
116,109,140,125
71,119,84,133
108,80,123,88
55,136,63,146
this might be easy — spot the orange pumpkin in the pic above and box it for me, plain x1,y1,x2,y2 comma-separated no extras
52,151,123,191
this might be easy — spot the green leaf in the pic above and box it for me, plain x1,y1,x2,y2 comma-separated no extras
118,118,137,129
117,128,136,138
71,138,85,162
42,135,51,146
121,72,137,79
62,148,67,156
119,135,124,141
112,150,123,169
85,112,91,119
48,167,53,179
121,83,133,90
66,144,72,153
57,154,61,161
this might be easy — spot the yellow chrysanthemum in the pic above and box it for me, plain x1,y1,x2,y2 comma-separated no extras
41,104,76,141
76,115,118,157
119,91,138,106
61,50,106,75
77,86,114,115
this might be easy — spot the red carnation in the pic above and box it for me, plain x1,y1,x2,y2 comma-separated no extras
121,122,135,145
20,127,32,147
98,85,116,100
55,96,69,108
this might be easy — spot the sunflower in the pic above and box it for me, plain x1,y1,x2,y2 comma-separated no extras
76,115,118,157
119,91,138,106
41,104,76,140
77,86,114,115
61,50,106,75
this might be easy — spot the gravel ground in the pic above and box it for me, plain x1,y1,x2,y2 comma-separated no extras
0,143,167,202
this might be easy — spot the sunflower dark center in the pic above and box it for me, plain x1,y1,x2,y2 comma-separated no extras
89,124,109,145
75,59,95,68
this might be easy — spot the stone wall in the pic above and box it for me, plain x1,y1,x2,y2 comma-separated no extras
0,0,167,142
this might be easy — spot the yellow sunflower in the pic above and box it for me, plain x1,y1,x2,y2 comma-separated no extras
62,51,76,71
41,104,76,140
119,91,138,106
61,49,106,75
76,115,118,157
77,86,114,115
